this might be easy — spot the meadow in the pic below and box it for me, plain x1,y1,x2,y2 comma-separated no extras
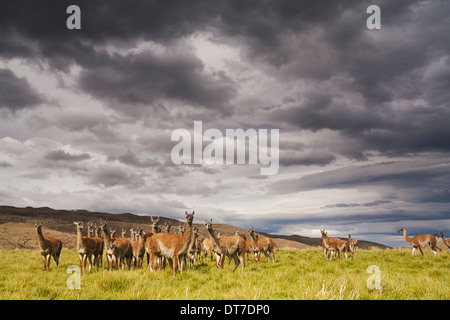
0,248,448,300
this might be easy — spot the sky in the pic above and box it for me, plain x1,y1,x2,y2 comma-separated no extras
0,0,449,247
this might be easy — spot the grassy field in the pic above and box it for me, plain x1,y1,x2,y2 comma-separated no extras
0,248,448,300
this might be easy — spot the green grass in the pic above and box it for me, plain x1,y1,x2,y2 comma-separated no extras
0,248,448,300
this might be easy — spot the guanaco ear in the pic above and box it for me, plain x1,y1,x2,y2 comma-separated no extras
192,211,195,215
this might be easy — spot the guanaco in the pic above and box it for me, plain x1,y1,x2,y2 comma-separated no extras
439,231,450,253
35,221,62,271
398,227,441,257
147,211,195,276
74,221,97,274
248,227,277,263
206,219,246,272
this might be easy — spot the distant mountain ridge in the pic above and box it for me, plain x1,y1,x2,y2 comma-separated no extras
0,205,390,250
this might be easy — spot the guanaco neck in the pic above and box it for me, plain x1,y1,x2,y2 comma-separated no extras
75,225,84,250
102,226,112,249
402,229,412,243
441,235,450,248
138,232,144,247
206,227,221,252
322,234,331,247
249,231,258,247
180,220,193,253
36,227,46,249
188,230,198,251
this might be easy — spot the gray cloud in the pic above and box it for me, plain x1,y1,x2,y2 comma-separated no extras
323,200,392,209
280,149,336,167
0,68,44,110
77,48,237,116
44,150,91,162
86,166,146,189
108,149,161,168
269,160,450,196
0,161,12,168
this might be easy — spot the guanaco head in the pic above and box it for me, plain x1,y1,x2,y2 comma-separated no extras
150,216,161,232
320,229,328,238
398,227,406,234
34,221,43,233
439,231,445,238
205,218,213,232
74,221,84,229
185,211,194,225
100,219,107,230
95,224,102,238
163,222,172,233
178,224,185,235
248,226,255,236
347,234,359,249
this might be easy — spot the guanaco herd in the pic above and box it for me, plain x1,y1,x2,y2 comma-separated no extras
34,212,450,275
34,211,278,276
320,228,449,260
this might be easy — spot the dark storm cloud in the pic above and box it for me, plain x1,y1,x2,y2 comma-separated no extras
269,160,450,197
216,0,450,157
77,49,237,115
0,1,448,157
0,1,235,115
272,90,384,134
1,1,447,121
0,1,215,59
0,68,44,110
